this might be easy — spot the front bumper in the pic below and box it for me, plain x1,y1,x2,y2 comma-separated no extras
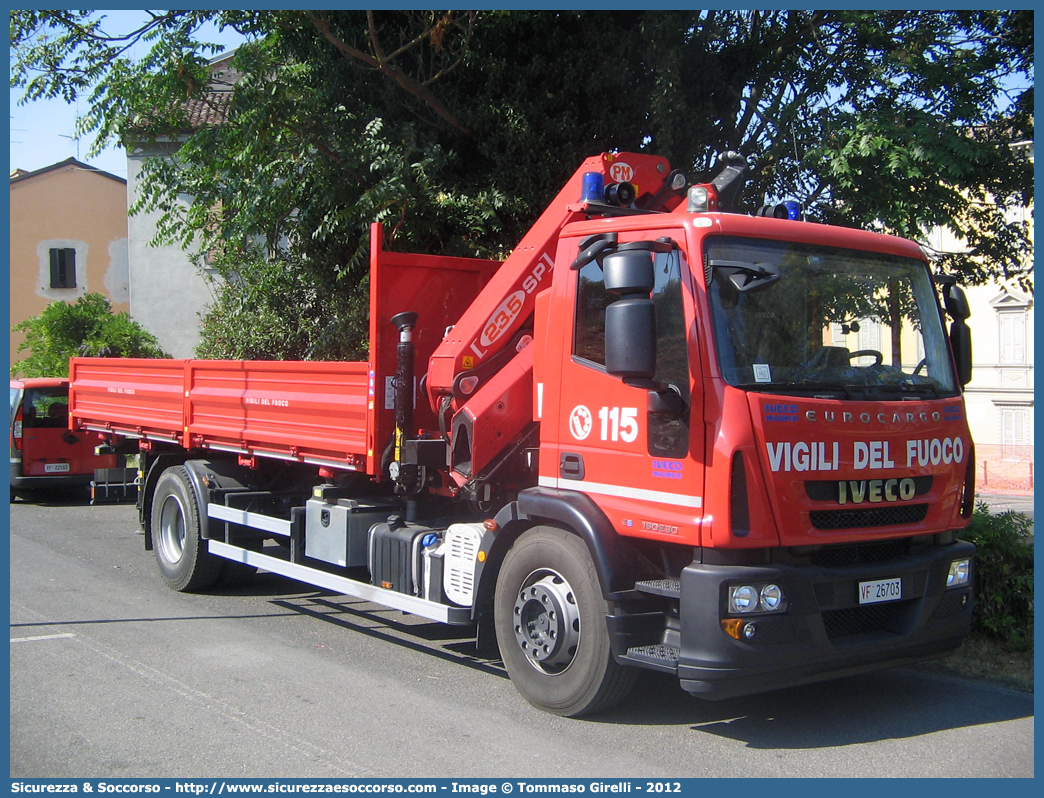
675,539,975,699
11,461,94,492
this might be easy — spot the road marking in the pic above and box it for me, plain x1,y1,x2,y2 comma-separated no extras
10,633,77,644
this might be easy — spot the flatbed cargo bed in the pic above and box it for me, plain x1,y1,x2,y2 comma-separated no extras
70,357,374,470
69,225,500,476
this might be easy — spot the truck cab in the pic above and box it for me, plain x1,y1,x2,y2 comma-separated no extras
527,206,975,698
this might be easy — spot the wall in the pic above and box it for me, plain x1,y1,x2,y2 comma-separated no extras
9,159,129,367
125,147,217,358
926,141,1034,492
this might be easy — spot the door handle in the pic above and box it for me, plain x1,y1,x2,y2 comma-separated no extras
559,452,585,480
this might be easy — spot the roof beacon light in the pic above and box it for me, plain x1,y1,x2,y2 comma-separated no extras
581,172,604,203
784,201,802,221
687,184,718,213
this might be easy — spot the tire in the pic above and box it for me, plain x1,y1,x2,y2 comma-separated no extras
494,526,637,717
151,466,222,592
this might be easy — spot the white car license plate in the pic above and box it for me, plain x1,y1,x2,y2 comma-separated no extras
858,577,902,605
44,462,71,474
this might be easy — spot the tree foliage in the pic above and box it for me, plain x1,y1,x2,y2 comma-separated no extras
11,11,1033,359
963,503,1034,651
194,247,368,361
11,293,169,378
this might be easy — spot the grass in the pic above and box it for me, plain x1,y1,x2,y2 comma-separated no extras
916,632,1034,692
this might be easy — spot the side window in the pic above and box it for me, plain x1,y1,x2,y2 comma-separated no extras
572,244,691,457
651,250,690,404
574,259,615,366
573,247,690,397
649,250,690,458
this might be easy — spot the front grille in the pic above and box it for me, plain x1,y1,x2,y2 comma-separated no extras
822,600,914,639
808,539,908,568
810,504,928,530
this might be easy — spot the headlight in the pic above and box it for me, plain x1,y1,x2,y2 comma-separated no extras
760,584,783,610
947,558,971,588
727,583,785,614
729,585,759,613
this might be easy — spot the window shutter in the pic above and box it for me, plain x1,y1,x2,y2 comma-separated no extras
49,249,61,288
47,248,76,289
998,313,1025,364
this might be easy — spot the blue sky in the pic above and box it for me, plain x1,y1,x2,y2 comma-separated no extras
9,11,246,178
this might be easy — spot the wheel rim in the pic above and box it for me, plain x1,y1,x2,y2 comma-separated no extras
157,492,187,565
512,569,581,674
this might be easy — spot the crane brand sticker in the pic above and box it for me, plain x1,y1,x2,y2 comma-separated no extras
609,162,634,182
471,253,552,360
568,405,593,440
480,290,525,348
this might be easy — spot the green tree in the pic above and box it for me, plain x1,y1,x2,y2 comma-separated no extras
194,247,368,361
11,293,169,378
11,11,1033,359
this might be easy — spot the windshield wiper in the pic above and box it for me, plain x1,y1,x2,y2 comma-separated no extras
709,258,781,293
859,382,941,399
733,381,856,399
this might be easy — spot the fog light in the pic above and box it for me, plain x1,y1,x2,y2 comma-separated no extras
729,585,758,613
947,558,971,588
742,622,757,640
760,584,783,610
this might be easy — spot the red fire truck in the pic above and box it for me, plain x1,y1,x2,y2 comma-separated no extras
68,151,976,716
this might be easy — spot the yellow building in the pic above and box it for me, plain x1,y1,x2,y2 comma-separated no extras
926,139,1034,492
9,158,130,368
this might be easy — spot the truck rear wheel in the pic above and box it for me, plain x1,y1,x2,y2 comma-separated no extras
151,466,222,592
494,526,636,717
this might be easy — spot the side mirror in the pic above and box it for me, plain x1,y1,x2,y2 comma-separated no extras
944,284,971,321
605,298,656,380
950,319,973,386
603,250,657,380
603,251,655,294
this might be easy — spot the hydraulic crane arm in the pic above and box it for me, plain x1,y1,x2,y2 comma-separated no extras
425,152,681,416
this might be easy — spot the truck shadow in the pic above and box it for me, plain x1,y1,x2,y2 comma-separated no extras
211,570,1033,748
11,488,95,506
603,667,1033,747
269,592,508,680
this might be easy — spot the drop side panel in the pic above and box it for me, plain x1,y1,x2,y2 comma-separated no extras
367,223,500,471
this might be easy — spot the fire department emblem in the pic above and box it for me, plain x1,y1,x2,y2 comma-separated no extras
568,405,593,440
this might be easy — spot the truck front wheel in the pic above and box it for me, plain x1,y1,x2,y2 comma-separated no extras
494,526,636,717
151,466,222,592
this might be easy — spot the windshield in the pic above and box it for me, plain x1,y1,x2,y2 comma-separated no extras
706,236,957,398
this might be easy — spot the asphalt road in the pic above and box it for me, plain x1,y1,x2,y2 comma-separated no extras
9,497,1034,779
979,492,1035,522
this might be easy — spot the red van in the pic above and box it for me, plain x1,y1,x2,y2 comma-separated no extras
9,378,118,501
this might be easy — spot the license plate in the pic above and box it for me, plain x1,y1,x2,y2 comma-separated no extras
44,462,71,474
858,577,902,605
